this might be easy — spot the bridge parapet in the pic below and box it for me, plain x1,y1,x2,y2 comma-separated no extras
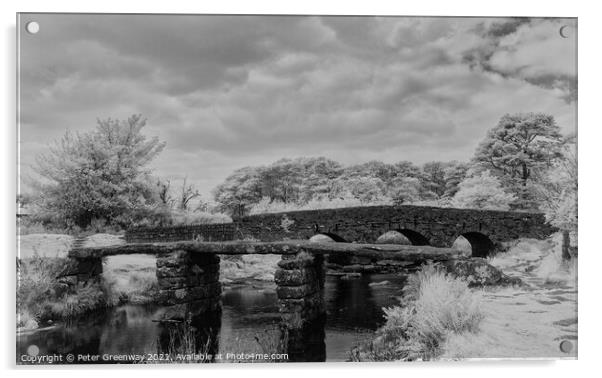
124,205,557,257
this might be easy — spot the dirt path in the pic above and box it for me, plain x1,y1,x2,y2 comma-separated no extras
442,236,577,359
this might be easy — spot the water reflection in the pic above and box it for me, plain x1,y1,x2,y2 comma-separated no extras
157,311,221,362
17,274,406,363
326,275,403,330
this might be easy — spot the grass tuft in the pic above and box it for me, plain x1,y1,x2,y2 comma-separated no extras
351,264,483,361
17,254,109,326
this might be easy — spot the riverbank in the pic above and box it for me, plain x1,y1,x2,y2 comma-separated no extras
441,234,577,359
17,233,132,331
350,233,577,361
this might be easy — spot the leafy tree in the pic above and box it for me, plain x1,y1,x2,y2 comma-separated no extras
442,162,469,198
212,166,264,216
331,176,388,203
420,162,448,198
297,157,343,201
262,159,303,203
472,113,564,208
451,171,516,211
390,177,421,205
338,161,422,202
392,161,421,179
532,139,577,258
344,161,397,183
33,115,165,228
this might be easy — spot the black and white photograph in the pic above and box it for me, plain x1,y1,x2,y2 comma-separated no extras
16,13,577,364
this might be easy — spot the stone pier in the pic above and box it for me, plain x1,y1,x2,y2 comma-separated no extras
155,251,222,358
275,251,326,362
155,250,222,319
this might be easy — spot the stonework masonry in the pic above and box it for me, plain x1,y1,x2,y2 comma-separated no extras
275,252,326,361
155,250,222,319
126,223,236,243
125,205,556,257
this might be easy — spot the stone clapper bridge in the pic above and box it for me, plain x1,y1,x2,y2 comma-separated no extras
67,205,556,361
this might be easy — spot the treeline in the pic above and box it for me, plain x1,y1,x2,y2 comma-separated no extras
213,158,469,216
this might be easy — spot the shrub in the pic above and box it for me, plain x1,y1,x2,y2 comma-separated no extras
452,171,516,211
49,284,108,319
17,256,71,317
351,264,483,361
18,212,124,236
17,217,73,236
405,265,483,355
249,195,392,215
17,255,108,326
169,210,232,225
131,207,232,228
17,309,38,331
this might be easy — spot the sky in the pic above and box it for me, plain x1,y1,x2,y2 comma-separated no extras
18,14,577,198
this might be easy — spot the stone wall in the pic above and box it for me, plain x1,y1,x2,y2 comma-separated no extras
125,223,236,243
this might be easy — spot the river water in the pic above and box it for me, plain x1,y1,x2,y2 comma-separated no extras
17,274,407,363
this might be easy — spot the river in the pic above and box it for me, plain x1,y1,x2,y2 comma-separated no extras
17,273,407,363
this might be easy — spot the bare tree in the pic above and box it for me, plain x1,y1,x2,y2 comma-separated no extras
179,177,201,210
156,179,173,207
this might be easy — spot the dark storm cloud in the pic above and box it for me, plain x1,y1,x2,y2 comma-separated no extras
462,18,577,103
485,18,532,37
19,14,577,196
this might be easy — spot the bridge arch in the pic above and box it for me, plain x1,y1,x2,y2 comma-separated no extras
375,231,411,245
310,232,348,243
395,229,430,246
453,232,495,258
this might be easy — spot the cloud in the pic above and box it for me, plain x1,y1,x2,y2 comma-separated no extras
462,18,577,102
18,14,577,196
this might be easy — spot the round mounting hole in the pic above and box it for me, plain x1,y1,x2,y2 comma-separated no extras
559,25,572,38
559,340,573,353
26,21,40,34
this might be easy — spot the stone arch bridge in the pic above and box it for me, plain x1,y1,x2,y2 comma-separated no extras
126,205,555,257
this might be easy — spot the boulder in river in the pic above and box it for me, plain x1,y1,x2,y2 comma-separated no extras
441,258,523,287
